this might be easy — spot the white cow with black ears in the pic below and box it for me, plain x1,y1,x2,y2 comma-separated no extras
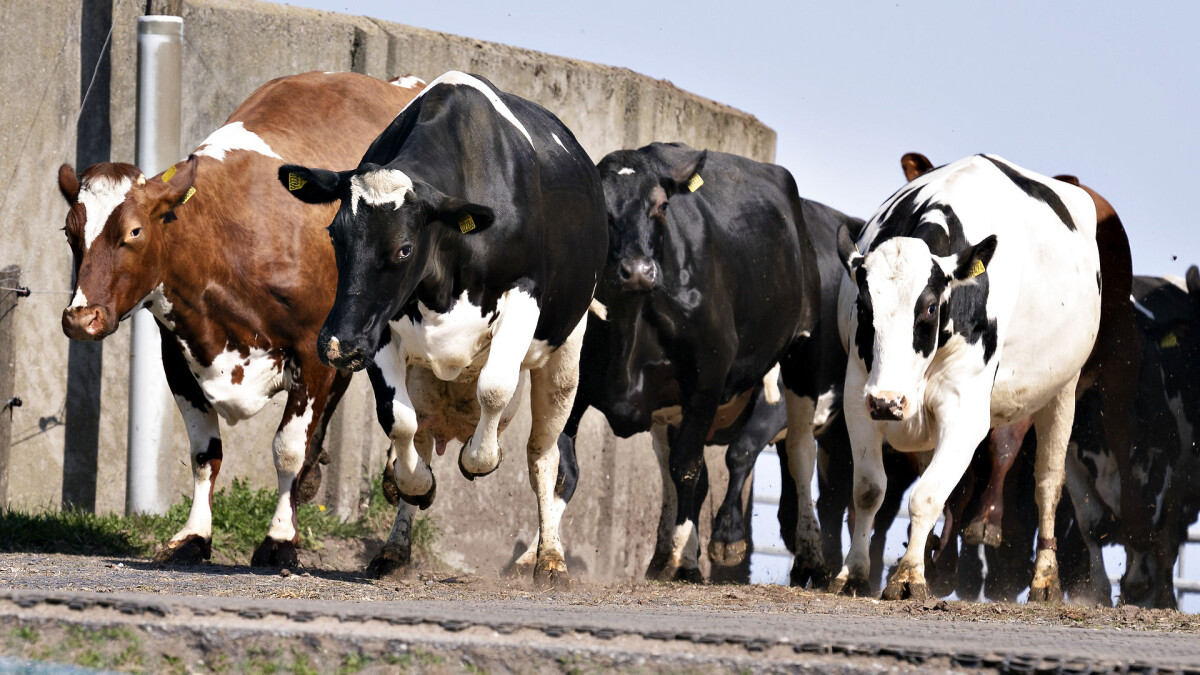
833,154,1102,601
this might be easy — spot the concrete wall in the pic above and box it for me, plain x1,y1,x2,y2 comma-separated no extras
0,0,775,581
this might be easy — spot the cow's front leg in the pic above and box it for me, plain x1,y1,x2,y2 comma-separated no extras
659,388,721,583
252,376,327,568
882,403,987,601
154,333,221,565
368,340,434,508
155,395,222,564
461,289,541,479
1028,376,1080,603
523,314,585,587
831,408,885,595
368,436,425,579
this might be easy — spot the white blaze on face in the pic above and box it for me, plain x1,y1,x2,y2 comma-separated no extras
392,75,425,89
617,167,635,175
405,71,533,147
78,175,134,251
68,289,89,309
860,238,942,399
350,168,414,217
194,121,283,162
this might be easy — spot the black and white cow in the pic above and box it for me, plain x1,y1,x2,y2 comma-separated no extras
279,71,607,584
834,154,1103,601
562,142,826,584
1062,269,1200,608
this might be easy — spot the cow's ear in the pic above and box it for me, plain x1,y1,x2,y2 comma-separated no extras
837,222,863,283
1054,174,1081,187
58,164,80,204
1186,265,1200,299
144,155,198,219
432,195,494,235
901,153,934,182
951,235,998,282
278,164,345,204
659,147,708,196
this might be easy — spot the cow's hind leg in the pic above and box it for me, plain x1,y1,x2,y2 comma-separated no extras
252,369,330,567
295,371,350,504
524,315,585,587
154,333,221,565
645,424,683,580
964,416,1033,547
781,391,825,588
1028,376,1080,603
709,390,782,571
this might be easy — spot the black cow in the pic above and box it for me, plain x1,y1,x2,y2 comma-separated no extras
561,142,827,585
279,71,607,584
1060,269,1200,608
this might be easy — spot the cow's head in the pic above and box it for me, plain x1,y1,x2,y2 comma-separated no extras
838,223,997,420
57,158,197,340
279,163,493,371
597,144,707,293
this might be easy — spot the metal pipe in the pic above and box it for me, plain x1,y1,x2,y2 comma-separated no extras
127,15,182,516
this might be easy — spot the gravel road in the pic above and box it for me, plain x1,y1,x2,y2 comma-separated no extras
1,553,1198,673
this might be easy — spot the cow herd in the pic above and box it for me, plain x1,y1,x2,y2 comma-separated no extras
55,70,1200,609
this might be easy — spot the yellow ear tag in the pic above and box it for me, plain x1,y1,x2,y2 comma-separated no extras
459,214,476,233
288,173,308,191
162,165,177,183
686,173,704,192
181,187,196,204
968,259,986,278
1161,332,1179,349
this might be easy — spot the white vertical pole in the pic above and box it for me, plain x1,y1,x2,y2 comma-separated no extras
127,15,182,516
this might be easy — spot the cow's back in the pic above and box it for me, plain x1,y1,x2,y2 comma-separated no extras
171,72,422,364
663,153,820,377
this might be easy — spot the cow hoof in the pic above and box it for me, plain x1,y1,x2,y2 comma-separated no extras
458,440,504,481
790,560,828,590
708,539,747,567
1028,580,1063,604
381,463,401,506
830,573,871,597
534,554,569,589
882,570,930,601
152,535,211,565
398,475,437,510
962,518,1003,547
367,547,412,579
250,538,299,568
675,566,704,584
295,462,322,504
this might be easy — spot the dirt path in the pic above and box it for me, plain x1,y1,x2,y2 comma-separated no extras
1,553,1198,673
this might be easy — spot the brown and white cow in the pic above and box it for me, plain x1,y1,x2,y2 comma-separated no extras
57,71,425,566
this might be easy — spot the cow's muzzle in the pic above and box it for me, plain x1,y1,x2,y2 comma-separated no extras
62,305,116,341
319,334,370,372
618,256,657,293
866,391,908,421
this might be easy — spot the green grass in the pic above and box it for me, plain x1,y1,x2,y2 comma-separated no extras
0,475,438,563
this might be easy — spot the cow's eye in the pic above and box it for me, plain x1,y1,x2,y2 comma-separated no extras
129,227,142,238
925,303,936,317
397,244,412,260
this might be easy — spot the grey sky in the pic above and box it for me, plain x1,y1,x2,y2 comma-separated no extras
284,0,1199,277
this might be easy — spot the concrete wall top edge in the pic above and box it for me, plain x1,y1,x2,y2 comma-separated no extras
173,0,773,137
